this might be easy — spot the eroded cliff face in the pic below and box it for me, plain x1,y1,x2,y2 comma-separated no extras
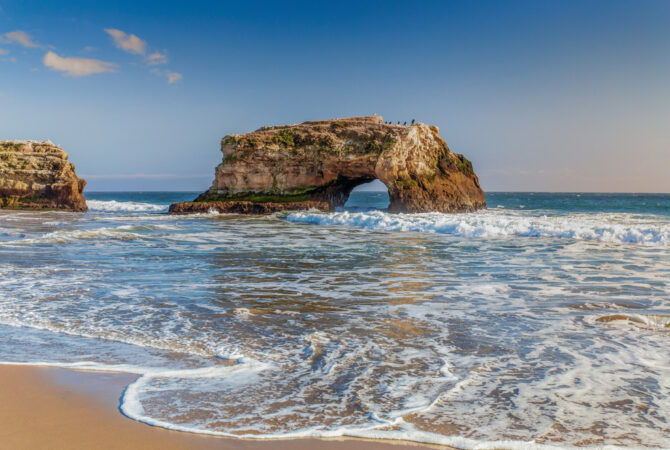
0,140,87,211
188,116,485,213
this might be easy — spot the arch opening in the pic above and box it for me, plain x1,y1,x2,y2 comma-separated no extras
342,179,390,211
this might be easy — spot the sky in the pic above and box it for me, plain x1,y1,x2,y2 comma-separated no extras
1,0,669,193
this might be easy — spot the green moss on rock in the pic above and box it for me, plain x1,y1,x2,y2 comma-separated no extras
455,154,474,175
195,186,322,203
395,179,418,188
273,129,300,147
221,135,238,146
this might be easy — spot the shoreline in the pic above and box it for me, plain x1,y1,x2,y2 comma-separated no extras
0,364,445,450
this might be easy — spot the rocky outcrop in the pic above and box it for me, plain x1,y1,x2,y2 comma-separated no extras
169,200,330,215
177,116,485,214
0,140,87,211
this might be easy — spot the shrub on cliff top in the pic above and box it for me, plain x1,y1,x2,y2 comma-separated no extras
273,129,300,147
221,135,237,146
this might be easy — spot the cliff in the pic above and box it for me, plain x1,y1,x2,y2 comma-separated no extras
171,116,485,214
0,140,87,211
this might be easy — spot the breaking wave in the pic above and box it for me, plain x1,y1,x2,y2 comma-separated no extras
86,200,168,213
285,210,670,246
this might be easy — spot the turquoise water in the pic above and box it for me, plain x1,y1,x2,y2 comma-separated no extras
0,191,669,448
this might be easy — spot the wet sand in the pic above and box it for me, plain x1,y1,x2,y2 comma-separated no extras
0,365,443,450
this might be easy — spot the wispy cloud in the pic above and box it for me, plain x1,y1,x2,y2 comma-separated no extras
0,46,15,63
104,28,181,84
104,28,146,55
1,30,40,48
166,71,182,84
43,51,117,77
151,68,183,84
146,51,167,65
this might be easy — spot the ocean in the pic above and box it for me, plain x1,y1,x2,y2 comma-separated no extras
0,191,669,448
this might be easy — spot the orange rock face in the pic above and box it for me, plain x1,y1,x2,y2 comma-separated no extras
185,116,485,213
0,140,87,212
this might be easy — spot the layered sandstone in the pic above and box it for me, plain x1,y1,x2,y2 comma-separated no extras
0,140,87,211
175,116,485,214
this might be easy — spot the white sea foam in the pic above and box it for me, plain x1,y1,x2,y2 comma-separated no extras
0,224,165,245
86,199,168,213
214,346,247,363
285,210,670,246
0,358,646,450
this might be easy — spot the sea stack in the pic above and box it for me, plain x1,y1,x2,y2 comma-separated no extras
169,116,485,214
0,140,87,212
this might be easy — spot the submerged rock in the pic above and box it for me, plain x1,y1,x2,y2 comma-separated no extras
0,140,87,211
175,116,485,214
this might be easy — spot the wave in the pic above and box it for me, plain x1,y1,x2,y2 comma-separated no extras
86,200,168,213
285,210,670,246
0,224,163,245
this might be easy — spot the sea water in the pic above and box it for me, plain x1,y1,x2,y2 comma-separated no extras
0,192,668,448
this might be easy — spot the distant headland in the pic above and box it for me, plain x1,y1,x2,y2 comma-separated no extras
169,116,485,215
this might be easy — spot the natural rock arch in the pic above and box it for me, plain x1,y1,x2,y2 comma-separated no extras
173,116,485,214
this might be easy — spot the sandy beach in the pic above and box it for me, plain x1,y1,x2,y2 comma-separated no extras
0,364,441,450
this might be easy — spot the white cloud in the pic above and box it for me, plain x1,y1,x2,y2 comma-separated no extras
146,51,167,65
0,48,7,55
151,68,183,84
166,71,182,84
104,28,181,84
1,30,40,48
43,51,117,77
104,28,146,55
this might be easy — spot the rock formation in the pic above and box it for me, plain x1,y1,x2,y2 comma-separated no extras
0,140,87,211
169,200,330,215
171,116,485,214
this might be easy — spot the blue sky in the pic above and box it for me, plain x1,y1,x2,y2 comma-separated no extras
1,0,669,192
